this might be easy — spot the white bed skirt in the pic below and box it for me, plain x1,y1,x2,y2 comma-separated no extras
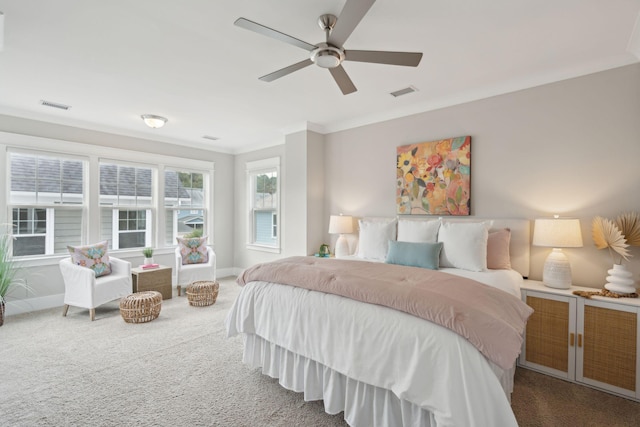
243,333,438,427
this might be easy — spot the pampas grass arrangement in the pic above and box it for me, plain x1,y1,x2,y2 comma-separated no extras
592,212,640,264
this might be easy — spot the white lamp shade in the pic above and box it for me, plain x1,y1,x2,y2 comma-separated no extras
532,218,583,248
328,215,353,235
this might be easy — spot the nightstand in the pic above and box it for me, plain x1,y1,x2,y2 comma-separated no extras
519,280,640,401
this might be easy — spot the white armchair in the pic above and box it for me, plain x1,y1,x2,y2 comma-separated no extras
59,256,132,321
175,246,216,296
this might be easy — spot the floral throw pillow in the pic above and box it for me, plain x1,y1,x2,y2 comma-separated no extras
67,240,112,277
177,236,208,265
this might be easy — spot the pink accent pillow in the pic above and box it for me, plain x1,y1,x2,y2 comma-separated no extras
177,236,208,265
67,240,112,277
487,228,511,270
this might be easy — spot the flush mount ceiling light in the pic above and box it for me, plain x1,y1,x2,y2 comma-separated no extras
141,114,168,129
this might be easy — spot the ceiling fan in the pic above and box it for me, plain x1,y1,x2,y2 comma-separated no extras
234,0,423,95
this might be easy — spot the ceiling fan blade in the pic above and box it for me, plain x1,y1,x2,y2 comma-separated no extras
329,65,357,95
259,59,314,82
345,50,423,67
235,18,317,51
328,0,376,47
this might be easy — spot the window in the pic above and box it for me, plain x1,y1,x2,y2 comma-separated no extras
164,169,206,245
99,162,153,249
3,138,215,260
9,152,84,256
247,158,280,251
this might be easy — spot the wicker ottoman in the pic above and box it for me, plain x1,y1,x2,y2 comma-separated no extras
186,281,219,307
120,291,162,323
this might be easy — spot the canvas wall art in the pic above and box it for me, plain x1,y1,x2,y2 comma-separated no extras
396,136,471,215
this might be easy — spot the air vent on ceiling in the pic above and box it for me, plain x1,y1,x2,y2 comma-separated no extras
390,86,418,98
40,100,71,110
202,135,220,141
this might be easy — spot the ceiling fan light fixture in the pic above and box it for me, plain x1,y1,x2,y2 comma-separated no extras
311,45,345,69
141,114,168,129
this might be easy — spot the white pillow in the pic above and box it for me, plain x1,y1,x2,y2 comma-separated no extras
437,221,489,271
357,218,397,261
397,218,440,243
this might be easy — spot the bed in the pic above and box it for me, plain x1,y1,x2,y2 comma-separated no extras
225,218,533,427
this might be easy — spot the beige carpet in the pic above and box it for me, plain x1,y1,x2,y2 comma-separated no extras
1,277,638,426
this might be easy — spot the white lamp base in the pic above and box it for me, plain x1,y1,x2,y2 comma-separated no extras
542,248,572,289
334,234,349,258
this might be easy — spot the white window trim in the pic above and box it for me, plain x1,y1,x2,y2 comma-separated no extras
246,157,280,253
163,167,209,247
7,148,88,257
110,208,152,250
1,133,215,264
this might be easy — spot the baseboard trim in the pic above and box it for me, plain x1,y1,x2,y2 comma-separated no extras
5,293,64,316
6,267,243,316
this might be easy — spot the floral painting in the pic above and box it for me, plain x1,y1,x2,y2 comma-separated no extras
396,136,471,215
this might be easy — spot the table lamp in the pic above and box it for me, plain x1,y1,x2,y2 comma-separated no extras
329,214,353,258
532,216,583,289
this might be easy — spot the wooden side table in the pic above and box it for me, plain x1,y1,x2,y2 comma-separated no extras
131,265,173,300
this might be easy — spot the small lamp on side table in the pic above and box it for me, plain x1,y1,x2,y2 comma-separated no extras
533,216,583,289
329,214,353,258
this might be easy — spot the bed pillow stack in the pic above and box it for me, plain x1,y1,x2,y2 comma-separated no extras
357,217,513,272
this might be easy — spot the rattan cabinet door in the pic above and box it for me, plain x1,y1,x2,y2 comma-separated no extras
576,299,639,399
520,291,577,381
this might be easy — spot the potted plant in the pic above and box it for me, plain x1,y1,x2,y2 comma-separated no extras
142,247,154,265
0,233,27,327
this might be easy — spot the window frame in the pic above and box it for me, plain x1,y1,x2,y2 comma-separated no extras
246,157,280,253
1,135,215,265
7,149,87,258
98,160,155,251
163,167,209,246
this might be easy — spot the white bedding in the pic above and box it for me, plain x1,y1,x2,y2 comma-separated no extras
226,266,523,427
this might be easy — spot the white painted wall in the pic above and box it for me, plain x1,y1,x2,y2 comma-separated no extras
324,64,640,288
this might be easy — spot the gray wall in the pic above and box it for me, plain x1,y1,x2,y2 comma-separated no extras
323,63,640,288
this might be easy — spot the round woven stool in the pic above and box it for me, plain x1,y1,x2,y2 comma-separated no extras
186,281,219,307
119,291,162,323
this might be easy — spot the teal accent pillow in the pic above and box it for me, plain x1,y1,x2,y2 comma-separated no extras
385,240,443,270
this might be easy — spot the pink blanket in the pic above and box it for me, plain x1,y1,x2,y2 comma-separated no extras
238,256,533,370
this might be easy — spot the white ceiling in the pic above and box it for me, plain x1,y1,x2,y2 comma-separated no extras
0,0,639,154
